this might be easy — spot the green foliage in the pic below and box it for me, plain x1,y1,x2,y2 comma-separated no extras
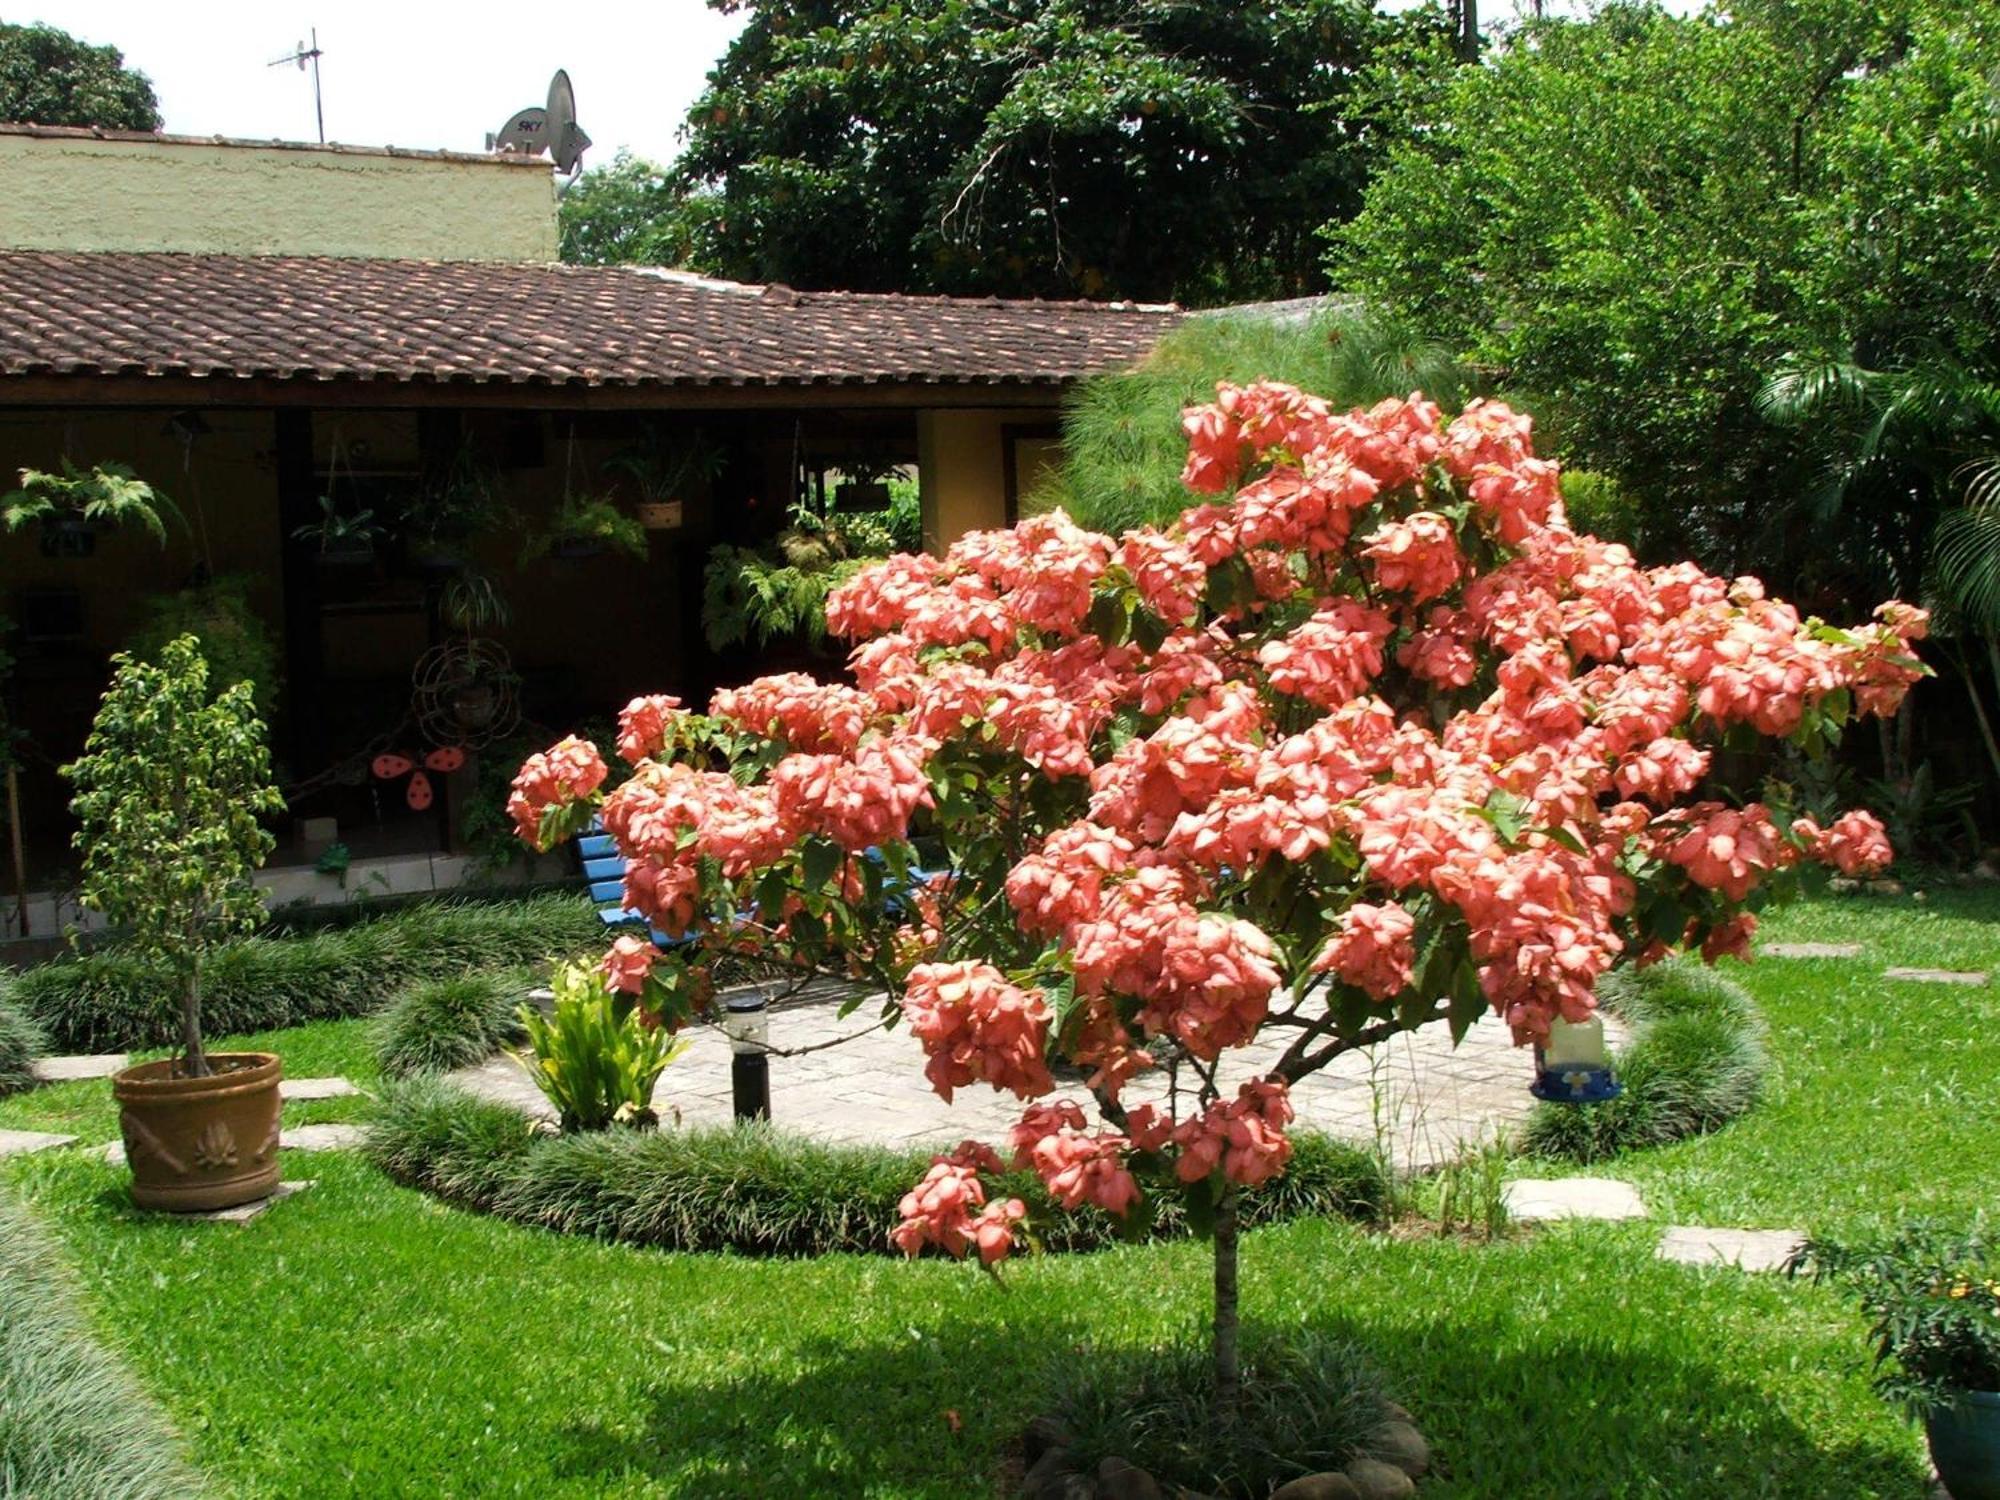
0,991,45,1096
8,894,607,1052
290,492,385,553
364,1078,1385,1256
523,493,650,563
701,487,921,651
1047,305,1477,534
661,0,1416,303
0,21,161,130
513,960,689,1131
1522,959,1766,1163
558,150,685,266
0,1193,201,1499
1794,1220,2000,1416
0,460,180,545
1558,470,1642,547
1045,1330,1396,1497
62,636,282,1073
128,574,284,717
370,971,530,1079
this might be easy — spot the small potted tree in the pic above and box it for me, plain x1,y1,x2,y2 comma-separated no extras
65,635,287,1212
1794,1222,2000,1500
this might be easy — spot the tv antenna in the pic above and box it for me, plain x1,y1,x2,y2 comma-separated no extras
489,69,592,181
269,29,327,145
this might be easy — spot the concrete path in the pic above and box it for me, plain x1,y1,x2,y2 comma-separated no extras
453,1001,1591,1170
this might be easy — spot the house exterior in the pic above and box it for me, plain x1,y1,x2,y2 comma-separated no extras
0,124,1177,925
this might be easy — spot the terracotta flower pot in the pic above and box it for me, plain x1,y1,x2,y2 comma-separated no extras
112,1053,283,1212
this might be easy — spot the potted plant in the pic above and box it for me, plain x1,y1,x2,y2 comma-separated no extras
1,460,181,558
292,493,386,568
606,425,723,529
402,439,508,572
523,492,650,563
64,635,287,1212
1793,1221,2000,1500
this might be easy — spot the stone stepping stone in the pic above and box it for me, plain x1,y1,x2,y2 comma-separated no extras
30,1053,129,1083
184,1180,315,1224
1884,967,1989,986
99,1140,127,1167
1657,1225,1806,1272
0,1127,78,1158
1503,1176,1647,1222
279,1123,367,1152
1762,942,1862,959
280,1076,358,1101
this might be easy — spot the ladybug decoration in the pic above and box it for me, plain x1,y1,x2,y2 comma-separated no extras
372,746,467,811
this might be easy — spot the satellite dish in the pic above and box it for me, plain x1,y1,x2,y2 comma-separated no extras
545,69,591,176
488,69,590,176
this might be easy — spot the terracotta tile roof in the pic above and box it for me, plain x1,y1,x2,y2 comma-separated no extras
0,252,1180,390
0,121,544,167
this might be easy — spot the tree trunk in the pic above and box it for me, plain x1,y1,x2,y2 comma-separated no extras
180,956,210,1078
1212,1181,1242,1424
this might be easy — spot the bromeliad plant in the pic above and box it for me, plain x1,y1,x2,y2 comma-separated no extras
1792,1221,2000,1416
509,384,1926,1414
514,956,689,1131
63,635,283,1076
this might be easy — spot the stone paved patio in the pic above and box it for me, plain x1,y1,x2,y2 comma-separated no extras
453,1003,1591,1169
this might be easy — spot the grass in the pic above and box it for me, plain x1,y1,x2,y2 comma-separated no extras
0,991,44,1095
1,893,603,1052
370,970,532,1078
0,888,1990,1497
0,1190,202,1498
366,1078,1384,1257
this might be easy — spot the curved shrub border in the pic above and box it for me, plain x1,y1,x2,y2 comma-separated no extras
1521,959,1766,1163
366,1078,1387,1258
0,992,46,1095
0,1193,204,1499
7,894,603,1052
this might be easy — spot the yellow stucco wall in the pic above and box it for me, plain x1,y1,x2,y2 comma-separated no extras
0,133,557,262
917,408,1016,550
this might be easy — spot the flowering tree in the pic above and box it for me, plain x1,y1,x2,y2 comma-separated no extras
511,385,1924,1412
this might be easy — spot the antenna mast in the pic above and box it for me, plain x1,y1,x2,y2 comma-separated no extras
269,29,327,144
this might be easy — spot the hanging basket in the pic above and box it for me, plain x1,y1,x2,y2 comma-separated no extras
39,514,97,559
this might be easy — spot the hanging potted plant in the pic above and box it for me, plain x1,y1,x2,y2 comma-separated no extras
63,635,287,1212
402,439,508,573
1,461,181,559
1793,1222,2000,1500
523,492,650,563
292,493,386,569
606,425,723,530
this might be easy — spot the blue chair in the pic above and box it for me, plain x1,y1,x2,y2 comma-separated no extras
576,828,688,950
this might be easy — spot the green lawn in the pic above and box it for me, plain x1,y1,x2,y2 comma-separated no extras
3,888,1994,1498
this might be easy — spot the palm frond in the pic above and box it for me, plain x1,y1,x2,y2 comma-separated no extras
1931,506,2000,635
1755,359,1877,422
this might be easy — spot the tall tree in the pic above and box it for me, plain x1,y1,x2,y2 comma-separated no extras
0,21,160,131
636,0,1419,304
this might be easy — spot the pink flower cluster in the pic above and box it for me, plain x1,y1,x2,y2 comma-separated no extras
901,962,1054,1103
1170,1079,1295,1188
891,1141,1026,1265
506,736,608,849
1312,902,1417,1001
1010,1101,1141,1216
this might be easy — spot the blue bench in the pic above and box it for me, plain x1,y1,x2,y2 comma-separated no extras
577,829,688,950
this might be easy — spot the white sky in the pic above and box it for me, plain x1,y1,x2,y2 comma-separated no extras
10,1,746,166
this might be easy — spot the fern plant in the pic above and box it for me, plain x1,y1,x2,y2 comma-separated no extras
1,461,180,545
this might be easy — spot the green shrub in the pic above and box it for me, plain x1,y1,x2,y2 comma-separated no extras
365,1080,1385,1258
1045,1330,1397,1498
11,894,605,1051
1521,960,1766,1163
0,990,45,1095
515,959,687,1131
371,971,531,1079
0,1194,203,1498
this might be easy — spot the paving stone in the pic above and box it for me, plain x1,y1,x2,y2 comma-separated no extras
0,1128,77,1157
1762,942,1863,959
30,1053,129,1083
1884,967,1989,986
185,1180,315,1223
280,1076,358,1101
1656,1225,1807,1272
279,1123,368,1152
1502,1176,1647,1222
100,1140,126,1167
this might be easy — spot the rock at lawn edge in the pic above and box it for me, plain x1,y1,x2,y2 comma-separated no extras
1370,1420,1431,1477
1342,1457,1417,1500
1095,1455,1166,1500
1270,1475,1363,1499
